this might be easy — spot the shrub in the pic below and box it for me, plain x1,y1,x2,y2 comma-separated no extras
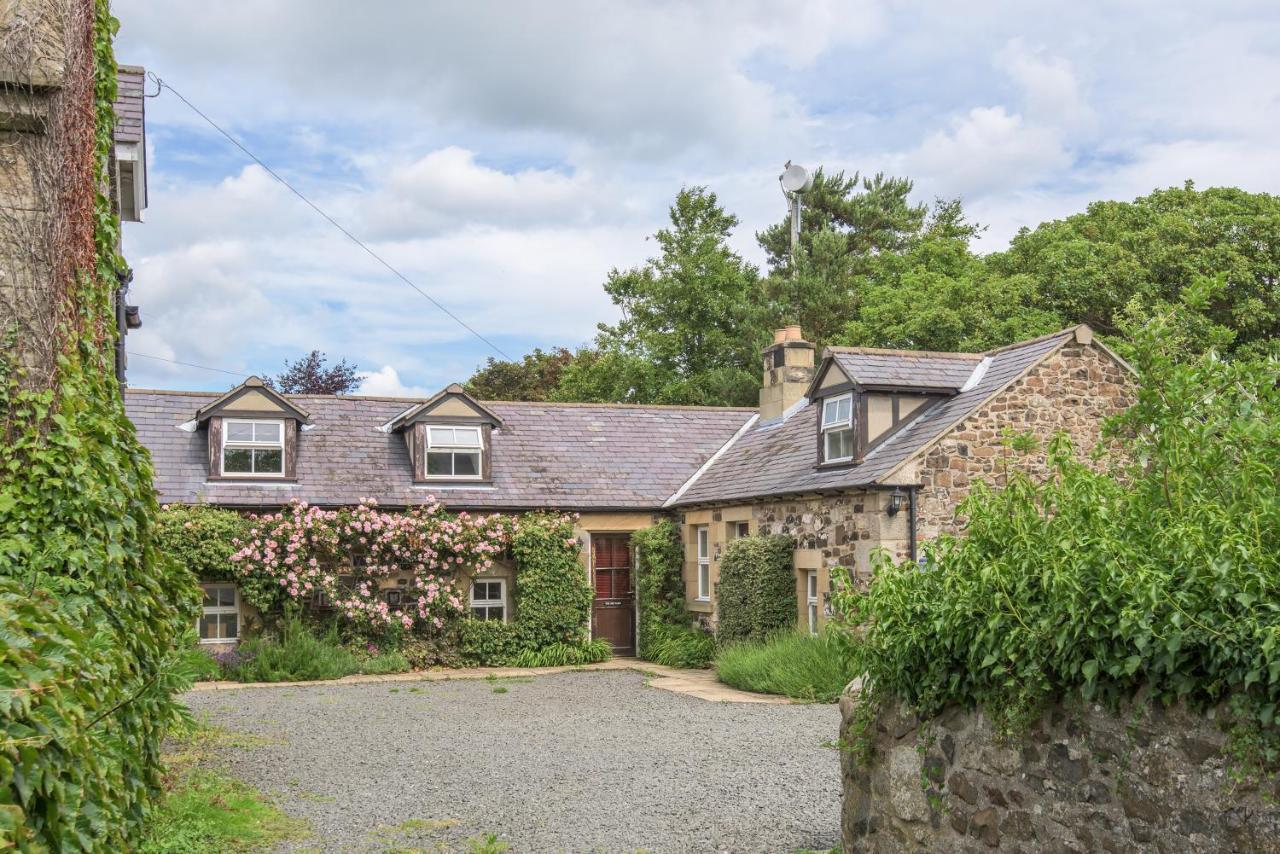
509,638,612,667
836,319,1280,751
227,618,360,682
632,520,688,660
402,632,463,670
717,535,797,644
715,630,859,702
650,623,716,669
510,514,593,650
182,646,224,681
154,504,250,583
459,618,521,666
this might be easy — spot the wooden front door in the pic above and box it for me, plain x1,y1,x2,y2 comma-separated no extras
591,534,635,655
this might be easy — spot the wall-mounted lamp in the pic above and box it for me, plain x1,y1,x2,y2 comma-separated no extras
886,488,904,517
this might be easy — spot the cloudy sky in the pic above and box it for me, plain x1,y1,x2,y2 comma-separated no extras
114,0,1280,395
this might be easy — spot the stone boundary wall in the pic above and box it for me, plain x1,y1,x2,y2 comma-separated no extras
840,693,1280,852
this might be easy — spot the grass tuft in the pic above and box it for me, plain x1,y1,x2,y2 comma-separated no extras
715,630,858,703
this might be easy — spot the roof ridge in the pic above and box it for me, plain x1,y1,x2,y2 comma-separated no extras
982,326,1078,355
825,345,982,360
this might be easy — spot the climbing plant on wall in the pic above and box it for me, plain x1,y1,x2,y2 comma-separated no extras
717,535,798,644
0,3,200,848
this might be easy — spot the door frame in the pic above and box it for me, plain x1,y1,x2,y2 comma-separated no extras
588,531,636,655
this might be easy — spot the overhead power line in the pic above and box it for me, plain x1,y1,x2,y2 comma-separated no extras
128,350,249,378
145,72,513,361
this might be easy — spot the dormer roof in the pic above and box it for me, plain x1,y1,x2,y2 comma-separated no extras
386,384,504,433
807,347,982,399
194,376,311,424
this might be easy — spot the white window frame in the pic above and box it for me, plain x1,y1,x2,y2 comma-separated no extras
821,393,855,463
806,570,819,635
696,526,710,601
729,521,750,539
425,425,484,480
198,583,239,644
221,418,285,478
470,577,507,622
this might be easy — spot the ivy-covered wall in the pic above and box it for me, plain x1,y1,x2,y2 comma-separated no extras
0,2,198,848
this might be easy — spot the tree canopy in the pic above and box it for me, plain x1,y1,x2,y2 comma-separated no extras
269,350,360,395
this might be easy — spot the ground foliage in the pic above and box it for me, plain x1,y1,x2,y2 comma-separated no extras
715,630,860,703
0,6,199,848
836,314,1280,764
717,535,797,645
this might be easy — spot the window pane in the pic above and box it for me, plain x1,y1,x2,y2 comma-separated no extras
427,452,452,476
428,427,455,446
223,448,252,472
698,564,709,597
825,428,853,461
697,528,708,558
199,615,215,639
254,421,281,443
452,427,481,448
489,606,504,622
226,421,254,441
454,452,480,477
202,587,217,607
221,614,238,639
217,586,235,607
254,448,283,473
837,396,851,422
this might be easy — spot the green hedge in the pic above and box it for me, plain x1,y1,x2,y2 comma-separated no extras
837,318,1280,761
632,520,687,660
717,535,797,644
510,514,594,650
0,5,199,847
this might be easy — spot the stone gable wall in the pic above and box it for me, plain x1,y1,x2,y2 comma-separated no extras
840,695,1280,853
916,342,1134,542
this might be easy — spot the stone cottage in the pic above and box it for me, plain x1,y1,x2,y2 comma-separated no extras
125,324,1134,650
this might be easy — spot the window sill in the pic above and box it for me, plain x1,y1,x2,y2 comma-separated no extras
198,638,239,645
815,459,860,471
207,475,296,483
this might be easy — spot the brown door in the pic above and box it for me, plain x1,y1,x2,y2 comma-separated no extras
591,534,635,655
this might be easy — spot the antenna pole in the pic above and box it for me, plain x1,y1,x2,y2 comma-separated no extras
789,192,801,279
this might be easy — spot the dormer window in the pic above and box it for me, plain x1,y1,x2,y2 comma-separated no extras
222,419,284,476
426,426,482,479
821,393,854,463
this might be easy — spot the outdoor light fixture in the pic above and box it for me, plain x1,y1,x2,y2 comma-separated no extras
886,488,904,517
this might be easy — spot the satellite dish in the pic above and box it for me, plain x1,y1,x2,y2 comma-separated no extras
780,162,812,194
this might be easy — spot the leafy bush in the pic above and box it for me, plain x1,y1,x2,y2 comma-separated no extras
353,648,411,675
837,321,1280,750
632,520,689,660
227,618,360,682
717,535,797,644
716,630,859,702
459,618,521,666
181,646,224,681
509,639,612,667
510,514,593,649
649,623,716,669
154,504,250,583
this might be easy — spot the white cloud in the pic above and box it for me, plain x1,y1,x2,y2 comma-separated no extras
995,39,1094,134
356,366,430,398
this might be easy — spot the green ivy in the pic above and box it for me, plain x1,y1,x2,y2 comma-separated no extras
0,4,199,848
835,313,1280,766
632,520,687,659
717,535,797,645
153,505,250,583
509,514,594,650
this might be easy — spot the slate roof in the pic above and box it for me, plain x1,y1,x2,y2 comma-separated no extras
828,349,980,390
668,329,1078,506
125,391,755,511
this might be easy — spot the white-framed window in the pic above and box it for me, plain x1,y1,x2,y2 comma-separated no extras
806,571,819,635
696,526,710,601
426,425,483,479
222,419,285,477
470,578,506,622
821,393,855,463
199,584,239,643
728,521,750,539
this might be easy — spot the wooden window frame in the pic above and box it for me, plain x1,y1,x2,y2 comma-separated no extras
221,418,286,478
198,583,239,644
695,526,710,601
470,578,507,622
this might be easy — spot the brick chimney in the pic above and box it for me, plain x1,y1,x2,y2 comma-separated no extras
759,325,816,420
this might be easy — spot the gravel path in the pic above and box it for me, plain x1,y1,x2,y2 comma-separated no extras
184,669,842,853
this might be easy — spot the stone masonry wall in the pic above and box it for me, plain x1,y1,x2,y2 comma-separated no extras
916,341,1134,542
840,694,1280,853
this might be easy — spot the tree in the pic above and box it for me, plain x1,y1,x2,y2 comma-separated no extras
757,170,929,349
269,350,360,395
558,187,767,406
985,182,1280,357
465,347,578,401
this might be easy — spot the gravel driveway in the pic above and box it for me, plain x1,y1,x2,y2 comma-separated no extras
185,669,842,853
